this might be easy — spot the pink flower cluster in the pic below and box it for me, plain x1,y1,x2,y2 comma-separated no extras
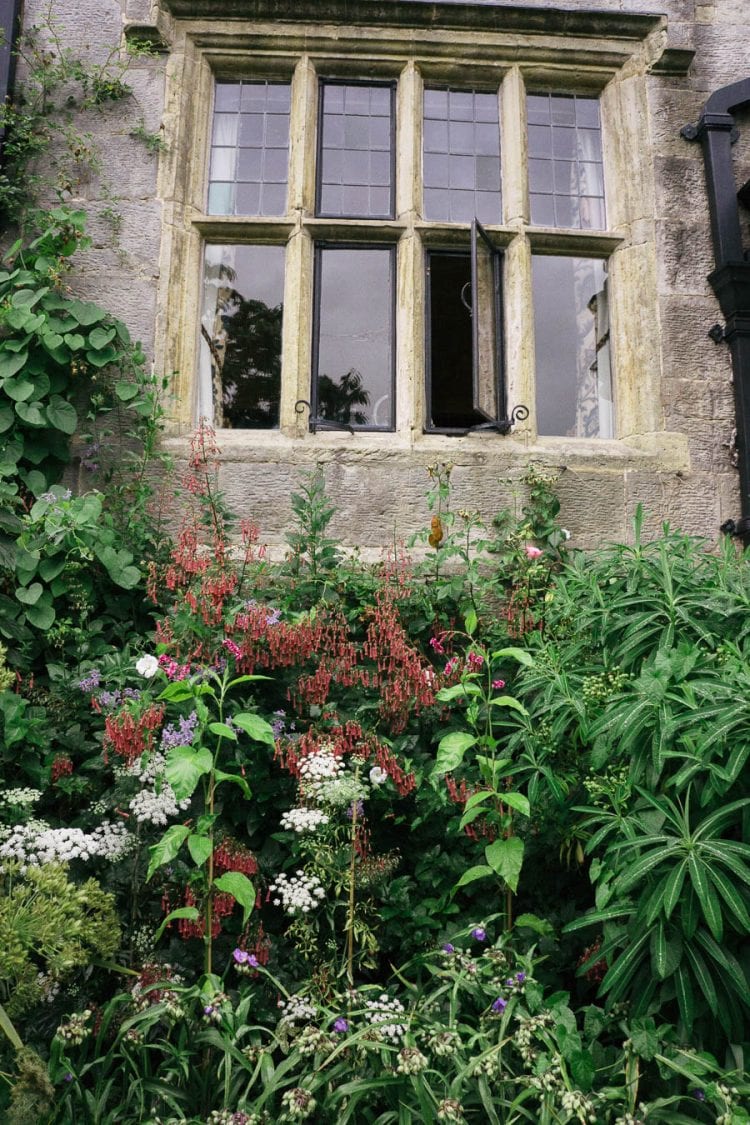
158,654,191,681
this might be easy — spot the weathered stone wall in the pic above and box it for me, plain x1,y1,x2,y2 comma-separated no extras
17,0,750,549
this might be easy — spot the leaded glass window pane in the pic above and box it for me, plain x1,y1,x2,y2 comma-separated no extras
317,82,395,218
423,88,501,224
207,81,291,216
527,94,606,229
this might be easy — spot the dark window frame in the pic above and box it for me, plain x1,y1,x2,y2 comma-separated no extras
311,240,397,432
0,0,22,159
315,78,397,221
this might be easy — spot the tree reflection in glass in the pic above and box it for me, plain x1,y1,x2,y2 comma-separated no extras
200,244,285,428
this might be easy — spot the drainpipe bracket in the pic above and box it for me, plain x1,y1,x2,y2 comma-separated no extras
720,517,750,538
681,119,739,144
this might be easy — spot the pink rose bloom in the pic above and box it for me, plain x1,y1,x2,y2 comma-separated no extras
524,544,543,559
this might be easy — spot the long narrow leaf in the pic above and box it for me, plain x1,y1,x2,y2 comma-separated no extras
599,930,650,1001
688,853,723,941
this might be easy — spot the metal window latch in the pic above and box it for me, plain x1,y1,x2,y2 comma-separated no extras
462,403,530,436
295,399,354,434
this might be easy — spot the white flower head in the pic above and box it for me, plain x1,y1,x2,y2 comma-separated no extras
369,766,388,787
135,654,160,678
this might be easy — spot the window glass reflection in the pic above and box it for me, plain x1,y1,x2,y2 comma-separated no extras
200,244,285,428
527,94,606,230
532,256,613,438
314,247,394,429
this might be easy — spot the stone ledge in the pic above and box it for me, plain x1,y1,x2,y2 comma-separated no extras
159,0,664,43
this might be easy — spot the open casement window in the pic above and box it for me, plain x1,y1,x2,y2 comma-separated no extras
185,17,644,443
426,219,504,433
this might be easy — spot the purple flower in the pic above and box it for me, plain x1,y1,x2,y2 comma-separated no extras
333,1018,349,1033
64,1073,73,1083
233,948,259,969
78,669,101,692
470,927,486,942
266,608,281,626
491,997,507,1013
204,1005,214,1016
97,689,122,709
346,799,365,820
693,1090,706,1102
516,972,526,983
161,711,199,750
506,978,514,986
442,942,455,953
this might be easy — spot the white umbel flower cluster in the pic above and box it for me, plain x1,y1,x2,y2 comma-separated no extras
269,870,326,915
126,750,167,784
0,787,42,807
129,782,190,827
364,993,407,1041
280,807,329,834
0,819,132,870
277,994,318,1026
298,747,343,797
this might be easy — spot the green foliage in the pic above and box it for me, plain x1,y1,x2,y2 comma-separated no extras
0,863,120,1018
7,1048,55,1125
0,6,156,228
0,210,149,495
284,465,342,601
44,924,750,1123
501,521,750,1050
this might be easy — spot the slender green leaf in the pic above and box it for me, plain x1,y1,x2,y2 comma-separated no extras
154,906,199,942
683,945,718,1015
599,930,650,1002
563,905,633,933
710,865,750,931
663,859,688,920
674,963,694,1033
695,930,748,997
688,852,723,941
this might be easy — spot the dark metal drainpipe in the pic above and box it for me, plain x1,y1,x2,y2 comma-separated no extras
682,79,750,539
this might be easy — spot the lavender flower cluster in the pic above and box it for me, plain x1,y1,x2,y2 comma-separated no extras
160,711,199,750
